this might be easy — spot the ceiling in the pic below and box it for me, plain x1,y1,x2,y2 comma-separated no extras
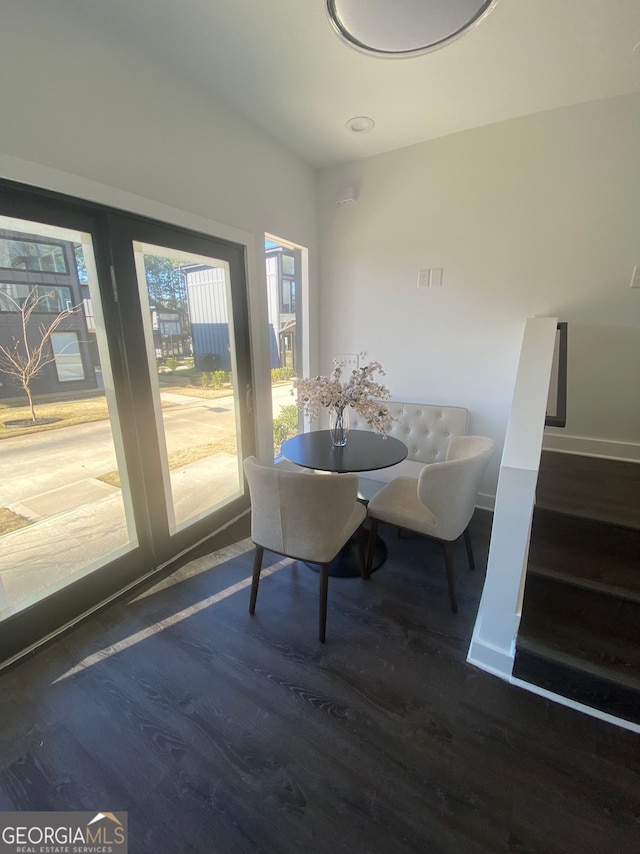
71,0,640,168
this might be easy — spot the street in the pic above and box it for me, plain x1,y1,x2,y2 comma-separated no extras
0,383,295,506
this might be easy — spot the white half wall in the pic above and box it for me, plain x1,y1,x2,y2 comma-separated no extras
468,316,558,678
318,92,640,495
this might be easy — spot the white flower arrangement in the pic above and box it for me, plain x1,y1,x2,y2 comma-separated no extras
293,357,393,436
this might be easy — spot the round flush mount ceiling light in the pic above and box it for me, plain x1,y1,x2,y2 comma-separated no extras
346,116,375,133
327,0,498,58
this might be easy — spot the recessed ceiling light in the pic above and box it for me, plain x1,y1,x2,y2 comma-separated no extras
327,0,499,58
346,116,375,133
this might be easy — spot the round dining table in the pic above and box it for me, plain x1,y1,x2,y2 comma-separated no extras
281,428,408,474
280,429,408,577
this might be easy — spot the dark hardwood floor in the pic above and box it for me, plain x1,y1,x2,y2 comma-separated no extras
1,511,639,854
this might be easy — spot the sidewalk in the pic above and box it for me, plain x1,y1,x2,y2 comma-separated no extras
1,383,291,617
0,453,241,618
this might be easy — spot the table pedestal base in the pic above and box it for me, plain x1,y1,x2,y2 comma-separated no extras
305,534,386,578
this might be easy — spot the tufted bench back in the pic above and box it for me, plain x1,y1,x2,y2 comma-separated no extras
351,401,469,484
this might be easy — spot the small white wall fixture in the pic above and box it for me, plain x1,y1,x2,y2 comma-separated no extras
468,316,558,679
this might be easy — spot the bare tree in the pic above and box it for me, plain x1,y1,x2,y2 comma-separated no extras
0,288,81,423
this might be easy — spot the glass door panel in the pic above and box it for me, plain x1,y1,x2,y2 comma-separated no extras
265,236,305,458
132,241,243,534
0,216,137,620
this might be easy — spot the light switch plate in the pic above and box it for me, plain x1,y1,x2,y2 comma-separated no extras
418,268,444,287
429,268,443,287
630,265,640,288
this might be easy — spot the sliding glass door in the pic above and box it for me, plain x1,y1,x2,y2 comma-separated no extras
107,213,253,551
0,182,254,662
0,213,138,623
265,235,305,458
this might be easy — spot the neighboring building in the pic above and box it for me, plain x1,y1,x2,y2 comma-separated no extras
184,264,233,372
265,241,300,372
150,306,191,359
0,229,97,399
183,245,301,375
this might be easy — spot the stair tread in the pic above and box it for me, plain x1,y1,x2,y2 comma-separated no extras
513,641,640,724
529,506,640,595
521,570,640,627
518,585,640,675
527,562,640,603
516,635,640,693
535,500,640,529
536,452,640,529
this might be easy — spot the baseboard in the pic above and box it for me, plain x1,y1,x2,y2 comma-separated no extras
476,491,495,512
467,636,514,680
543,432,640,463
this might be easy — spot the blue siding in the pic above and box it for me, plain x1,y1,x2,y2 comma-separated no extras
192,322,279,371
191,323,231,371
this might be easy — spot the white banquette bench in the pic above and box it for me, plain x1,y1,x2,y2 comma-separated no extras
351,401,469,499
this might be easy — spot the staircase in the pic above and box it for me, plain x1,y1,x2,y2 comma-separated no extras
513,450,640,725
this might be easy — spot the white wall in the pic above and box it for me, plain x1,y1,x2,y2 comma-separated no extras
318,93,640,495
1,2,316,245
0,1,319,461
3,1,639,482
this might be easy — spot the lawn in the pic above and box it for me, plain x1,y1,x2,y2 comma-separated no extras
98,435,238,488
0,507,32,537
0,395,113,440
0,385,235,440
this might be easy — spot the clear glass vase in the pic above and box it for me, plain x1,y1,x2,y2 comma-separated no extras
329,406,349,447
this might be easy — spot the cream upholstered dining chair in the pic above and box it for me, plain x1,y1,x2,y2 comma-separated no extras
365,436,494,612
243,456,367,642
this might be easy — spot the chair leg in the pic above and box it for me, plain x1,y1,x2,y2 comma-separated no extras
366,518,379,579
249,545,264,615
463,526,475,571
442,541,458,613
319,563,329,643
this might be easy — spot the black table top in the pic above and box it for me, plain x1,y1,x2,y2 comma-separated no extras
281,429,408,474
